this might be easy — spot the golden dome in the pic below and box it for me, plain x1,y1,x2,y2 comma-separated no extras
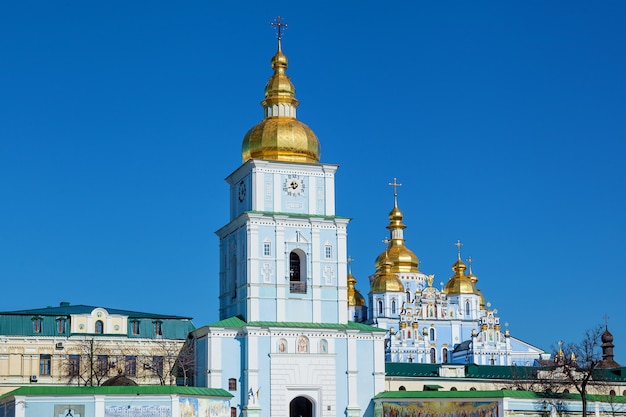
347,272,366,307
371,255,404,292
443,257,480,296
374,202,420,273
241,40,321,164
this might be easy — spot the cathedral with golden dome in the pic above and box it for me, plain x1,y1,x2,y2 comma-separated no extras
349,185,546,366
193,20,547,417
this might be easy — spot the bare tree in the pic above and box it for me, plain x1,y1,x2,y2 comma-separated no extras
60,337,112,386
173,335,196,386
555,325,605,417
137,338,184,385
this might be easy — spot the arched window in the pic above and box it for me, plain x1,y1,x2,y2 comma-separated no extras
450,387,457,391
610,390,616,396
378,299,383,315
399,386,406,391
95,320,104,334
407,330,411,338
406,290,411,303
430,348,436,363
465,300,470,316
470,387,477,391
391,300,396,315
429,328,435,341
290,252,301,281
319,339,328,354
442,347,449,363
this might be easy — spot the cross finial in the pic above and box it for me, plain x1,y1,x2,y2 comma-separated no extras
347,256,354,274
388,178,403,207
455,240,463,260
467,256,473,274
270,16,288,42
604,314,610,327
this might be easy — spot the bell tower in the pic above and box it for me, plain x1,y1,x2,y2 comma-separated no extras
216,24,349,325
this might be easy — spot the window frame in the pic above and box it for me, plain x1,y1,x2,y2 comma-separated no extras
125,355,137,376
39,354,51,375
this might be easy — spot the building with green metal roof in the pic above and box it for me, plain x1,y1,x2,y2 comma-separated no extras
0,385,232,417
0,302,195,394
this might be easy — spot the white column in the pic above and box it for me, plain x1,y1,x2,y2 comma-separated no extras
346,331,360,417
311,223,322,323
243,330,261,417
94,395,105,417
275,223,286,322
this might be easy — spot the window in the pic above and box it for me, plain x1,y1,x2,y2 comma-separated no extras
263,242,271,256
228,378,237,391
324,244,332,259
377,300,383,315
230,407,237,417
153,356,164,376
391,300,396,315
125,356,137,376
95,320,104,334
69,354,80,377
406,290,411,303
429,328,435,341
154,321,163,336
32,318,42,333
465,300,470,316
39,354,51,375
131,321,140,335
57,319,66,334
97,355,109,376
399,386,406,391
442,348,449,363
430,348,436,363
289,252,301,281
451,387,458,391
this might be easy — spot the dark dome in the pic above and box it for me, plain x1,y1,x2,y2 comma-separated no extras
101,374,138,386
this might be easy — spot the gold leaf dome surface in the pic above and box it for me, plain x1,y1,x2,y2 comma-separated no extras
371,256,405,292
347,273,366,307
374,205,420,273
241,42,321,164
443,258,479,295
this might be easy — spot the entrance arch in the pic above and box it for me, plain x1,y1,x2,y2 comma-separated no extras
289,396,313,417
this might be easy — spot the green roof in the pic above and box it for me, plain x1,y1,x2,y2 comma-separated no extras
0,385,232,400
197,316,385,333
0,303,192,320
374,389,626,402
385,363,545,380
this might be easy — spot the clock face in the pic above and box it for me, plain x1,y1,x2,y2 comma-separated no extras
283,174,305,196
238,181,246,202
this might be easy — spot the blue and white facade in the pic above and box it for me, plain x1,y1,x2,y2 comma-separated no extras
364,204,547,366
193,38,385,417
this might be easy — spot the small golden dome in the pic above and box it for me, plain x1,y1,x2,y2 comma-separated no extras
412,322,418,329
371,255,404,292
347,273,366,307
400,322,407,329
443,257,480,296
241,40,321,164
374,204,420,273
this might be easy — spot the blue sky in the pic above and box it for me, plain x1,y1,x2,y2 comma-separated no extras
1,2,625,361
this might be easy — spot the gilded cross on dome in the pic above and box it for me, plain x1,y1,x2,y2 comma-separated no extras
347,256,354,274
388,178,402,206
270,16,288,41
455,240,463,259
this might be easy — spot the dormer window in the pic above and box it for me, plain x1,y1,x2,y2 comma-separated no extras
131,320,140,335
32,317,43,334
56,318,66,334
154,321,163,336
